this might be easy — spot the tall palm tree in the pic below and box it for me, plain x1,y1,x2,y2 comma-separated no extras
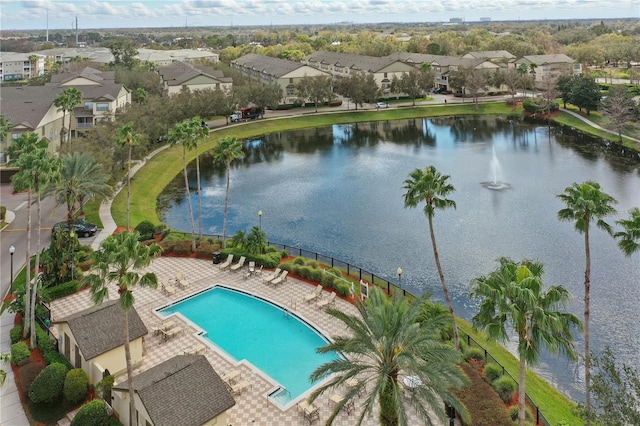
53,87,83,145
557,181,617,424
116,123,140,230
211,136,245,247
83,231,161,426
470,257,581,426
168,119,207,251
7,133,44,341
615,207,640,256
308,286,469,426
403,165,460,350
184,117,209,239
45,152,112,227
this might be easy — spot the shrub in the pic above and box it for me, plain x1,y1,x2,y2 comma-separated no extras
334,280,351,297
280,249,288,258
172,240,193,255
328,267,343,278
0,205,6,221
11,342,31,365
306,260,318,268
508,404,534,422
71,399,109,426
321,274,335,289
29,362,68,403
484,362,504,383
493,375,517,403
463,347,486,362
453,363,513,426
292,264,303,277
10,325,22,344
19,362,45,395
293,256,306,265
95,375,115,400
64,368,89,404
134,220,156,241
299,266,312,279
308,268,323,282
48,280,81,300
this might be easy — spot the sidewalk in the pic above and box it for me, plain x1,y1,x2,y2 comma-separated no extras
560,108,640,144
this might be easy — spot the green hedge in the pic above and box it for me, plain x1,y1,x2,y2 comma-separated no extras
10,325,22,344
483,362,503,383
463,347,486,362
29,362,69,404
48,280,81,300
36,325,72,369
11,342,31,365
64,368,89,404
71,399,109,426
493,375,517,403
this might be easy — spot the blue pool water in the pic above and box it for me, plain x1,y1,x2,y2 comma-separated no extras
158,286,337,404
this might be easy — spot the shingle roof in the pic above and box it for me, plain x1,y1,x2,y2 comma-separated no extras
304,51,402,72
0,85,63,131
113,355,235,426
157,61,231,86
519,54,576,64
50,67,115,84
233,53,312,77
465,50,516,60
54,300,148,360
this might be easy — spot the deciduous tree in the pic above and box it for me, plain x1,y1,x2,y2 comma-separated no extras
599,85,636,142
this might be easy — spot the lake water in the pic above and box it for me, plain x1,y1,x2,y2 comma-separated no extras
159,116,640,402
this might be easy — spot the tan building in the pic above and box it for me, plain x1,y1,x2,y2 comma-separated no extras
462,50,516,64
513,54,582,88
231,53,331,104
137,48,219,66
112,355,235,426
53,300,148,386
0,52,45,81
157,61,232,96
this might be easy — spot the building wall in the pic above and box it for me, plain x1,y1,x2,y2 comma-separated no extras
165,75,232,96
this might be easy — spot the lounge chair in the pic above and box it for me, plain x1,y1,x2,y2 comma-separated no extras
270,270,288,287
151,320,175,335
161,280,176,296
220,369,241,384
304,285,323,303
229,379,252,395
254,265,263,276
219,254,234,270
330,393,355,414
244,261,256,280
161,326,183,341
316,292,336,309
183,343,207,355
230,256,246,272
176,272,190,289
298,400,320,423
263,268,281,284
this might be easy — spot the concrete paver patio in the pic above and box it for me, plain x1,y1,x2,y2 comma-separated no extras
50,257,443,426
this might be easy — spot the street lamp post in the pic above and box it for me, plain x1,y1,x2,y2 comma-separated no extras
9,245,15,293
258,210,263,254
397,267,404,296
69,230,76,280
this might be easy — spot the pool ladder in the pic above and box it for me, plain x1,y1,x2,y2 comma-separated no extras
283,298,297,317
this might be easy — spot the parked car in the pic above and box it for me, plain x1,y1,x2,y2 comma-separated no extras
52,220,98,238
376,102,389,109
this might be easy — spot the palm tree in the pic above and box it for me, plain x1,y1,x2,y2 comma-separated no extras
45,152,112,227
615,207,640,256
470,258,581,426
557,181,617,424
116,123,140,230
7,133,44,341
168,119,207,251
403,165,460,350
0,114,12,147
54,87,83,145
246,226,267,254
185,117,209,239
132,88,148,105
211,136,245,247
83,231,161,426
308,286,469,426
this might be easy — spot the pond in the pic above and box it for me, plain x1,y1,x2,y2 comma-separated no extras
159,116,640,402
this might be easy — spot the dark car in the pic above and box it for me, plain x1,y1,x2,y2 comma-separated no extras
52,220,98,238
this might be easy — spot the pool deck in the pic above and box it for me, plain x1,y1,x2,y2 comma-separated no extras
50,257,442,426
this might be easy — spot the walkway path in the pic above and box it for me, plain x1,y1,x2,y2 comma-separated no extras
560,108,640,144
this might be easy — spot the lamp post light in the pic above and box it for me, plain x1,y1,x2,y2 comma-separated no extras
397,267,403,296
258,210,262,233
9,245,15,293
69,230,76,280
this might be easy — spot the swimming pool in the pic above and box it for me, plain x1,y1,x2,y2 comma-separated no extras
158,286,337,406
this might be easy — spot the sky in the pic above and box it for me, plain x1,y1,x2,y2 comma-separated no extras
1,0,638,31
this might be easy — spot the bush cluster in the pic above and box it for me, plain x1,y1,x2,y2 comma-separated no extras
29,362,69,404
19,362,45,395
134,220,156,241
463,347,486,363
483,362,503,383
71,399,110,426
279,259,352,297
48,280,81,300
36,325,73,369
11,342,31,365
10,325,23,344
64,368,89,404
453,363,513,426
508,405,534,423
493,375,517,403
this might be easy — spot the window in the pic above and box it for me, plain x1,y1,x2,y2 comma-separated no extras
289,78,294,84
75,344,81,367
287,88,295,96
384,73,388,78
96,103,109,112
84,102,93,110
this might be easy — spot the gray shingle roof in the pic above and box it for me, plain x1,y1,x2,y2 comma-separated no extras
55,300,148,360
465,50,516,60
304,51,401,72
0,85,63,131
157,61,231,86
519,54,576,64
113,355,235,426
233,53,309,77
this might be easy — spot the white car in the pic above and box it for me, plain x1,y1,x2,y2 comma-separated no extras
376,102,389,109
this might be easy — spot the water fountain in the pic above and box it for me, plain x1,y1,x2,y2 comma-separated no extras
482,146,511,190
